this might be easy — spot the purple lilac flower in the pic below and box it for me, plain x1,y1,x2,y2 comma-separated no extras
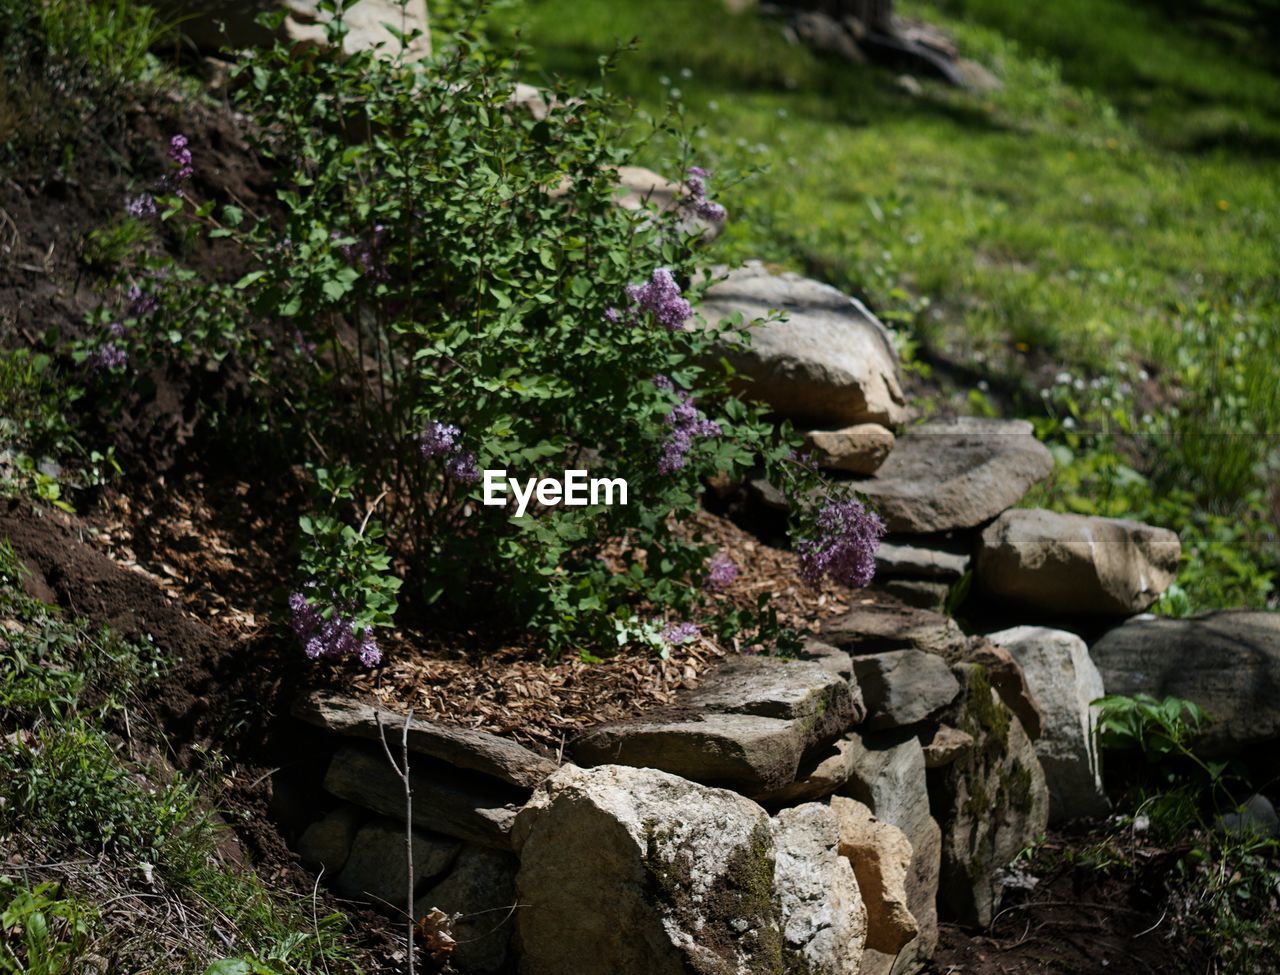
661,621,699,647
289,590,382,668
333,225,390,281
625,268,692,332
604,307,621,324
92,344,128,370
107,321,126,339
652,373,675,392
684,166,726,223
795,498,886,589
127,284,158,317
420,421,461,458
658,393,721,474
445,450,481,484
168,134,193,181
126,193,158,218
705,552,739,592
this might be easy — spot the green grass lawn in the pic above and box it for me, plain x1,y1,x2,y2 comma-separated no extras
492,0,1280,611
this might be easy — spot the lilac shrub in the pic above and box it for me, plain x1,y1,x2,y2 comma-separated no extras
105,31,883,662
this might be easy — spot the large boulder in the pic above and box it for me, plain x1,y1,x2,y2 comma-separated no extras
572,656,861,798
928,664,1049,927
698,262,909,427
854,418,1053,534
1090,611,1280,756
829,797,917,956
851,650,961,731
976,508,1180,616
838,732,941,975
167,0,431,57
987,626,1109,822
513,764,865,975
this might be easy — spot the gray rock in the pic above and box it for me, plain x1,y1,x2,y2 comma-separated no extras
875,537,971,581
789,10,866,62
755,732,862,805
829,796,917,956
851,650,961,731
838,733,941,975
614,166,726,240
698,262,909,427
1090,611,1280,755
805,424,896,474
296,804,363,876
294,690,556,790
976,508,1180,616
965,639,1044,740
165,0,431,57
822,599,967,658
324,746,522,849
929,664,1050,927
415,846,518,974
513,764,824,975
334,819,460,910
1217,794,1279,840
987,626,1110,822
798,637,854,682
855,418,1053,534
879,579,951,613
771,803,867,975
572,655,861,798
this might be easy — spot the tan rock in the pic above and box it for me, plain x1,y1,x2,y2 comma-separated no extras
976,508,1180,616
830,797,917,955
920,724,974,769
699,262,909,427
806,423,896,474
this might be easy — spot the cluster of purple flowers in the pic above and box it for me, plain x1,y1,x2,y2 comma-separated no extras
684,167,726,223
127,284,158,317
661,621,699,647
796,498,886,589
623,268,692,332
333,225,390,281
289,590,382,668
126,194,158,219
91,343,128,370
704,552,739,592
169,134,194,182
420,421,481,484
658,386,721,474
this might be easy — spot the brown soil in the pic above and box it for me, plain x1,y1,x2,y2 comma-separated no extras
930,828,1205,975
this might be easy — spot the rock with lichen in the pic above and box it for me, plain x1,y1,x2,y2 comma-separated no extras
513,764,867,975
927,663,1049,927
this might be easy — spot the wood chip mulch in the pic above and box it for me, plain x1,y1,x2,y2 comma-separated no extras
84,478,865,752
